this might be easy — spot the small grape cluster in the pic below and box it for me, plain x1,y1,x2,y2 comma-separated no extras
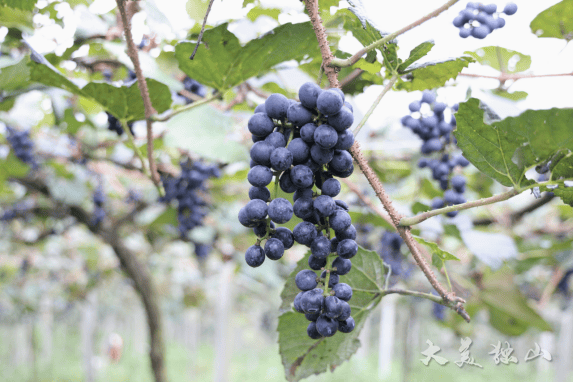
380,231,411,282
6,126,37,168
159,160,220,257
182,77,207,103
238,82,358,338
401,90,469,217
92,186,106,226
106,113,134,136
453,2,518,39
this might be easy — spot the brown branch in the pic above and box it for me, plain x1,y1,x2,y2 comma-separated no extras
189,0,216,60
339,68,364,88
304,0,339,87
116,0,161,187
538,267,567,309
304,0,470,322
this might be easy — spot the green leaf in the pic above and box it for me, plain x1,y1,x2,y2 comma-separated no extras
82,82,127,119
490,89,528,101
543,184,573,206
0,152,31,192
0,6,33,31
454,98,573,189
398,40,434,73
163,104,248,163
27,53,85,96
551,152,573,179
412,235,459,270
530,0,573,41
175,23,319,92
0,58,31,92
352,59,382,74
396,56,474,91
186,0,211,23
411,202,429,215
481,269,553,335
278,246,385,381
0,0,36,11
246,7,281,21
465,46,531,74
148,206,178,231
125,78,172,120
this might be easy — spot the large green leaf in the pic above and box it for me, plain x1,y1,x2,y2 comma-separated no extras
0,0,36,11
27,52,85,96
466,46,531,74
278,246,385,381
396,57,474,91
163,104,248,163
454,98,573,189
530,0,573,41
175,22,319,92
398,40,434,73
480,269,553,335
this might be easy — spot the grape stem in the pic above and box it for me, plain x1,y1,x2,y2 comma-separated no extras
116,0,161,188
399,179,572,227
353,74,398,136
151,92,221,122
189,0,216,60
329,0,461,68
304,0,470,323
121,120,164,197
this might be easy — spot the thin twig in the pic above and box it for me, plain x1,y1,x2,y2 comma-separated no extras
339,68,364,88
341,178,394,227
116,0,161,187
151,92,220,122
330,0,460,68
538,267,567,309
401,179,572,226
353,74,398,136
459,72,573,81
304,0,470,323
189,0,216,60
122,120,163,196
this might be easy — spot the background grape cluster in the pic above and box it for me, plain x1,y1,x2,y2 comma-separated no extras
453,2,518,39
159,160,220,258
401,90,469,218
238,83,359,338
6,126,37,168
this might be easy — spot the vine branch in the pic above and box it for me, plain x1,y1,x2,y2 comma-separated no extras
304,0,470,322
330,0,461,68
116,0,160,187
151,92,221,122
353,74,398,136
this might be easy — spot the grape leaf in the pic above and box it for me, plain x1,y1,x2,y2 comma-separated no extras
543,184,573,206
163,104,248,163
454,98,573,189
552,152,573,179
278,246,385,381
0,58,31,92
0,6,33,31
175,22,319,92
412,235,459,270
185,0,211,23
465,46,531,74
490,89,528,101
396,57,474,91
246,7,281,21
481,269,553,335
0,0,36,11
530,0,573,41
398,40,434,73
0,152,31,192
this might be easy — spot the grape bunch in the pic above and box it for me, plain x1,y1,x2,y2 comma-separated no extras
401,90,469,217
453,2,518,39
238,82,358,338
92,186,106,226
159,160,220,257
106,113,134,136
379,231,411,284
5,126,37,168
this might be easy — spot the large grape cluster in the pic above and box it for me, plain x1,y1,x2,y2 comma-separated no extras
238,82,358,338
453,2,518,39
6,126,37,168
159,160,220,257
401,90,469,217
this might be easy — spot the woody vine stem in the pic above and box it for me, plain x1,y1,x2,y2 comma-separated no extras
303,0,470,322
